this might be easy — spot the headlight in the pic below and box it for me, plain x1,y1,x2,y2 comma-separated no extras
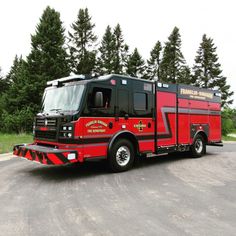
60,124,73,138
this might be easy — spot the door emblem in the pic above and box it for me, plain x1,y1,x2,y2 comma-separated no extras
134,121,146,132
85,120,107,133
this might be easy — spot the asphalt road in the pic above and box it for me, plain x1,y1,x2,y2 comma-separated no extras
0,143,235,236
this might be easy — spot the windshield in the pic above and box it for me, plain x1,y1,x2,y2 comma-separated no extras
41,84,85,113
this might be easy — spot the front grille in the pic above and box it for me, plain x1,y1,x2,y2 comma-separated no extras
35,130,57,140
36,118,57,127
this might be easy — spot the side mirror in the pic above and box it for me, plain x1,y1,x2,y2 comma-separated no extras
94,91,103,108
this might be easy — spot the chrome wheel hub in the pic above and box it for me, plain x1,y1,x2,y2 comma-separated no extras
195,139,203,153
116,146,130,166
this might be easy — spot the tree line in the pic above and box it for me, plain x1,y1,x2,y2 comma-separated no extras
0,6,234,133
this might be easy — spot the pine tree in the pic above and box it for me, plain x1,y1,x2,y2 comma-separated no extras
113,24,129,74
97,24,129,75
4,56,23,84
146,41,162,80
0,67,5,129
159,27,187,84
0,67,6,116
0,67,8,95
68,8,97,75
178,66,192,84
27,6,70,107
97,25,116,75
192,34,233,107
0,56,36,133
2,56,32,113
126,48,145,77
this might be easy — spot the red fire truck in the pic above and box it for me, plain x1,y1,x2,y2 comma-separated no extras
13,74,223,172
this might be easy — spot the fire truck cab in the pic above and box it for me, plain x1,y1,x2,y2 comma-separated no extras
14,74,223,172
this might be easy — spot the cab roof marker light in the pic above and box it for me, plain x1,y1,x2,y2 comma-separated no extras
163,84,169,88
157,82,162,87
122,80,127,85
110,79,116,85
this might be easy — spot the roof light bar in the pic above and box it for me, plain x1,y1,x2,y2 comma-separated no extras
47,74,87,86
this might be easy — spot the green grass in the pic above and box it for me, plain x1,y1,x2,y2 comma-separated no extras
222,135,236,142
0,133,33,154
223,128,236,141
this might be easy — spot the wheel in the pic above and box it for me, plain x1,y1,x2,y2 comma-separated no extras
190,134,206,158
108,139,135,172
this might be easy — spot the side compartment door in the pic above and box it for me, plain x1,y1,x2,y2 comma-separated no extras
178,98,190,144
156,90,177,147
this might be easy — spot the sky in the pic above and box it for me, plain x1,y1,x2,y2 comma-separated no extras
0,0,235,106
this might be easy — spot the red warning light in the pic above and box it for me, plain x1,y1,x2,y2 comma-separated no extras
111,79,116,85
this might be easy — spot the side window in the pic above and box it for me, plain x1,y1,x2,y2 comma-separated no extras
89,87,112,109
118,90,129,116
82,86,114,117
134,93,147,111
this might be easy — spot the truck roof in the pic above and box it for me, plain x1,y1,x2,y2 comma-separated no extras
47,74,154,86
46,74,221,102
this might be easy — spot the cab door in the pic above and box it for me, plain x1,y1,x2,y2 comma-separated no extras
81,83,116,158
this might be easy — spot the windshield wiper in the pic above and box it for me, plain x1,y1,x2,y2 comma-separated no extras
50,108,62,112
49,108,64,115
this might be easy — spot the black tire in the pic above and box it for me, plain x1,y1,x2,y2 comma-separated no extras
108,139,135,172
190,134,206,158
